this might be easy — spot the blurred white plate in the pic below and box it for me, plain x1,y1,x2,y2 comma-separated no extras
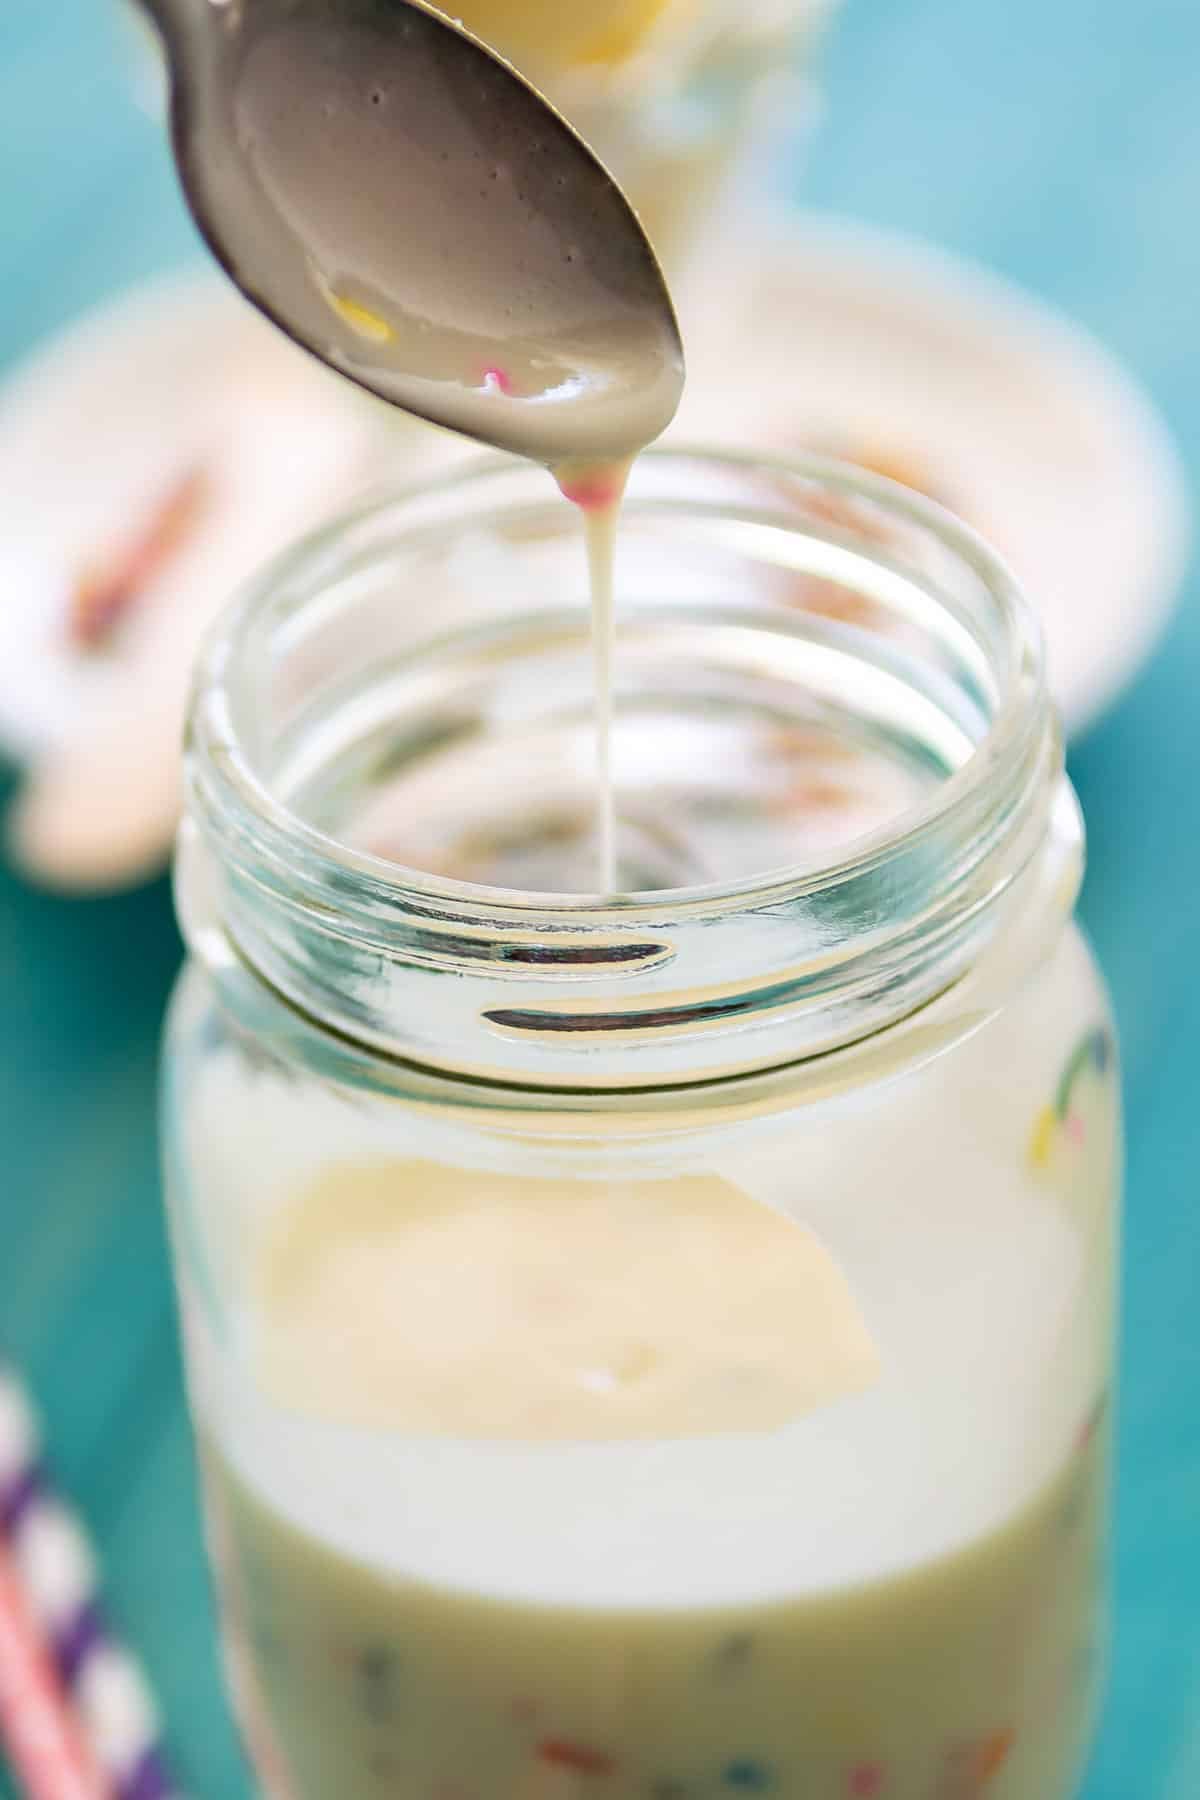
0,272,478,760
0,271,456,886
0,273,365,762
673,215,1192,737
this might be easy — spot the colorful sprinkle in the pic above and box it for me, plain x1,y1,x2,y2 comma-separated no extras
482,365,513,396
555,469,623,513
330,293,395,344
69,466,210,651
976,1729,1015,1781
1053,1027,1112,1119
1030,1024,1113,1172
538,1741,615,1776
848,1765,886,1797
773,779,856,819
722,1760,771,1790
1028,1104,1057,1170
942,1729,1016,1794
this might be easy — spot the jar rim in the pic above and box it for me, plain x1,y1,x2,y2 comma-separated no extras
182,445,1070,1089
190,444,1045,920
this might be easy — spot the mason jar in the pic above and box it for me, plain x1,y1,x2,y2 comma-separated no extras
163,451,1119,1800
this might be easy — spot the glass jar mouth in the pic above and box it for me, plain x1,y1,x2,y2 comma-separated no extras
191,445,1043,917
183,446,1071,1088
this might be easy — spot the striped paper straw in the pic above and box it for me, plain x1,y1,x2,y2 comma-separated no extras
0,1535,106,1800
0,1363,184,1800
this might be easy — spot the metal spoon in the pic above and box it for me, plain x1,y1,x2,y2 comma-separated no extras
136,0,684,464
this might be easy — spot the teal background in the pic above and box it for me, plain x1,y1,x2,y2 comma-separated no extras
1,1,1197,1794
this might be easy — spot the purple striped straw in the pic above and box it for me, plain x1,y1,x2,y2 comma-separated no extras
0,1362,185,1800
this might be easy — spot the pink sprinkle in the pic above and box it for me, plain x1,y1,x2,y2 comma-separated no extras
1066,1112,1086,1145
556,474,620,513
482,366,513,395
538,1741,615,1776
849,1766,886,1797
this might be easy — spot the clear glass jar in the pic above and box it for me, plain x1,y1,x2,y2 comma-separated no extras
164,452,1119,1800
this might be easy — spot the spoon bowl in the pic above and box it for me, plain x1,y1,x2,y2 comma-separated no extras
139,0,684,463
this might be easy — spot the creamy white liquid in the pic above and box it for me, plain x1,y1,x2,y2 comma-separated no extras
204,1424,1104,1800
179,933,1116,1800
587,502,619,893
251,1161,882,1444
552,459,634,892
183,932,1115,1598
